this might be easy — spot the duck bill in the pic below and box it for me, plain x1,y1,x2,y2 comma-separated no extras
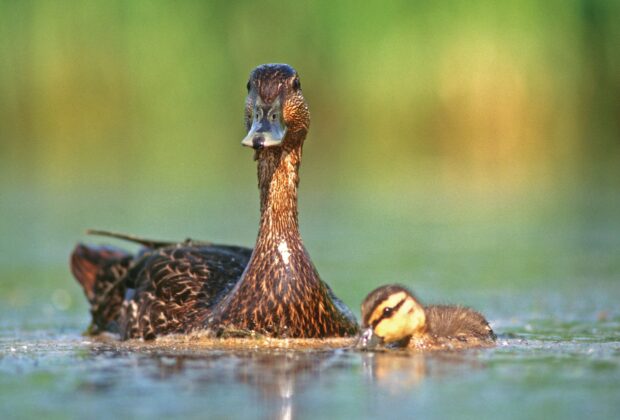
357,327,384,350
241,117,287,150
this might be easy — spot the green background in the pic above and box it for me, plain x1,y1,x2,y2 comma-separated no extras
0,2,619,418
2,0,618,313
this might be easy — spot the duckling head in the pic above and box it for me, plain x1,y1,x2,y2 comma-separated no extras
242,63,310,151
359,284,427,349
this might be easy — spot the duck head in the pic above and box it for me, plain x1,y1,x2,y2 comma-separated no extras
359,284,427,349
242,63,310,150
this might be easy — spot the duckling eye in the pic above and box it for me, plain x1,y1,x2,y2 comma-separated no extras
292,77,301,91
383,307,393,316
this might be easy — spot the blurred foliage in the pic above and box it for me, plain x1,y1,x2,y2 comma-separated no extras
1,0,619,191
0,1,619,305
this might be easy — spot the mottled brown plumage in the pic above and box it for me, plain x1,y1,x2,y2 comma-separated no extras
70,64,358,340
118,244,251,340
71,243,133,334
209,64,357,337
359,284,495,350
71,236,252,338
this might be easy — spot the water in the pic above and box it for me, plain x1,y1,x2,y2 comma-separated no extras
1,177,619,419
1,324,619,419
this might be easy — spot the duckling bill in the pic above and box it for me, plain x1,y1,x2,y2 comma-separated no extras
359,284,496,350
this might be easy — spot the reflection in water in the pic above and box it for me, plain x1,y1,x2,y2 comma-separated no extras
3,325,619,419
362,350,487,395
74,339,490,418
234,352,337,420
362,351,427,393
81,342,357,419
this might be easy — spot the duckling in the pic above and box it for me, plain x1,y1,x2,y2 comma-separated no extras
359,284,495,350
70,64,358,340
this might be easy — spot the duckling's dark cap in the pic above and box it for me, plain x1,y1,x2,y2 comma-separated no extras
360,284,417,327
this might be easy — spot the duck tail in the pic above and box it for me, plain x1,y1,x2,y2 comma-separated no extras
70,243,130,302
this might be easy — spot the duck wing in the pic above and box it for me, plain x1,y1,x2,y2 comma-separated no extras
119,245,251,340
71,231,253,337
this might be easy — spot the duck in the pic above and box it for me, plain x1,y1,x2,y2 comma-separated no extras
70,63,359,340
358,284,496,350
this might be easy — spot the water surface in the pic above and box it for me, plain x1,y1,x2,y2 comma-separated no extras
1,179,619,419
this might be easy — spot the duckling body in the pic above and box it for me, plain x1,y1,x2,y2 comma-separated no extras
424,304,495,347
70,64,358,340
359,284,495,350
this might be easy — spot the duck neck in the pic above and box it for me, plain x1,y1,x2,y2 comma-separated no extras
206,134,359,337
256,143,303,244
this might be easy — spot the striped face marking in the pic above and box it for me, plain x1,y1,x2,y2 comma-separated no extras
367,292,426,344
367,292,407,327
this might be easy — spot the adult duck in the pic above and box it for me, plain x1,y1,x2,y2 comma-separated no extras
71,64,359,340
358,284,495,350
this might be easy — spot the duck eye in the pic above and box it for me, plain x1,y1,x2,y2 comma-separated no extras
246,81,251,92
383,307,393,316
292,77,300,90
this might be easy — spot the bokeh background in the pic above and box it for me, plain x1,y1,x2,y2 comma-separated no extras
1,1,619,325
